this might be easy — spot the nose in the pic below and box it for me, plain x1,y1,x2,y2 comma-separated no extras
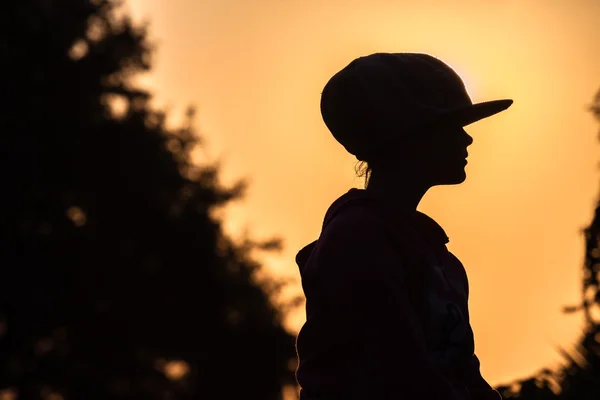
463,129,473,147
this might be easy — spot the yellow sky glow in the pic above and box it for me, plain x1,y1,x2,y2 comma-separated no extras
127,0,600,385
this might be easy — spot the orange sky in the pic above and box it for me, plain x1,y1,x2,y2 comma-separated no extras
126,0,600,386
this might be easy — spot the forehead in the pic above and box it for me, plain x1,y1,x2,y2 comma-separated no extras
428,124,467,137
407,124,466,142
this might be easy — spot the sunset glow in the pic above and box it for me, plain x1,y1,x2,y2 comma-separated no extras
127,0,600,385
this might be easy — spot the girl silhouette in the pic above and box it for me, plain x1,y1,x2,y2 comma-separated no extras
295,53,512,400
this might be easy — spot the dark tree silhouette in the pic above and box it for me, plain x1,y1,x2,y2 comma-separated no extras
496,89,600,399
0,1,297,399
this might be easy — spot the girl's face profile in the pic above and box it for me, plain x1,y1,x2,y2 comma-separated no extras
392,125,473,187
427,125,473,185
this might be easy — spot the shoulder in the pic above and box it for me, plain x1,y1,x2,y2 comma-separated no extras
315,201,411,270
321,201,389,245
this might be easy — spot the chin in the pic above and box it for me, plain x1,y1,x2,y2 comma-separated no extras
438,171,467,185
454,174,467,184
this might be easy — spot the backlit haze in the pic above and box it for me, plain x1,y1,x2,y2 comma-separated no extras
126,0,600,385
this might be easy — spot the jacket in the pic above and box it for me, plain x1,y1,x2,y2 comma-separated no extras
295,188,500,399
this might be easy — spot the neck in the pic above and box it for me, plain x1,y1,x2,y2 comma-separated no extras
365,169,430,211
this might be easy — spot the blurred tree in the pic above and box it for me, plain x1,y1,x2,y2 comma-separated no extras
496,88,600,399
0,1,297,399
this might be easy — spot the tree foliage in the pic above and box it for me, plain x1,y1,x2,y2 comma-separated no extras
0,1,297,399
